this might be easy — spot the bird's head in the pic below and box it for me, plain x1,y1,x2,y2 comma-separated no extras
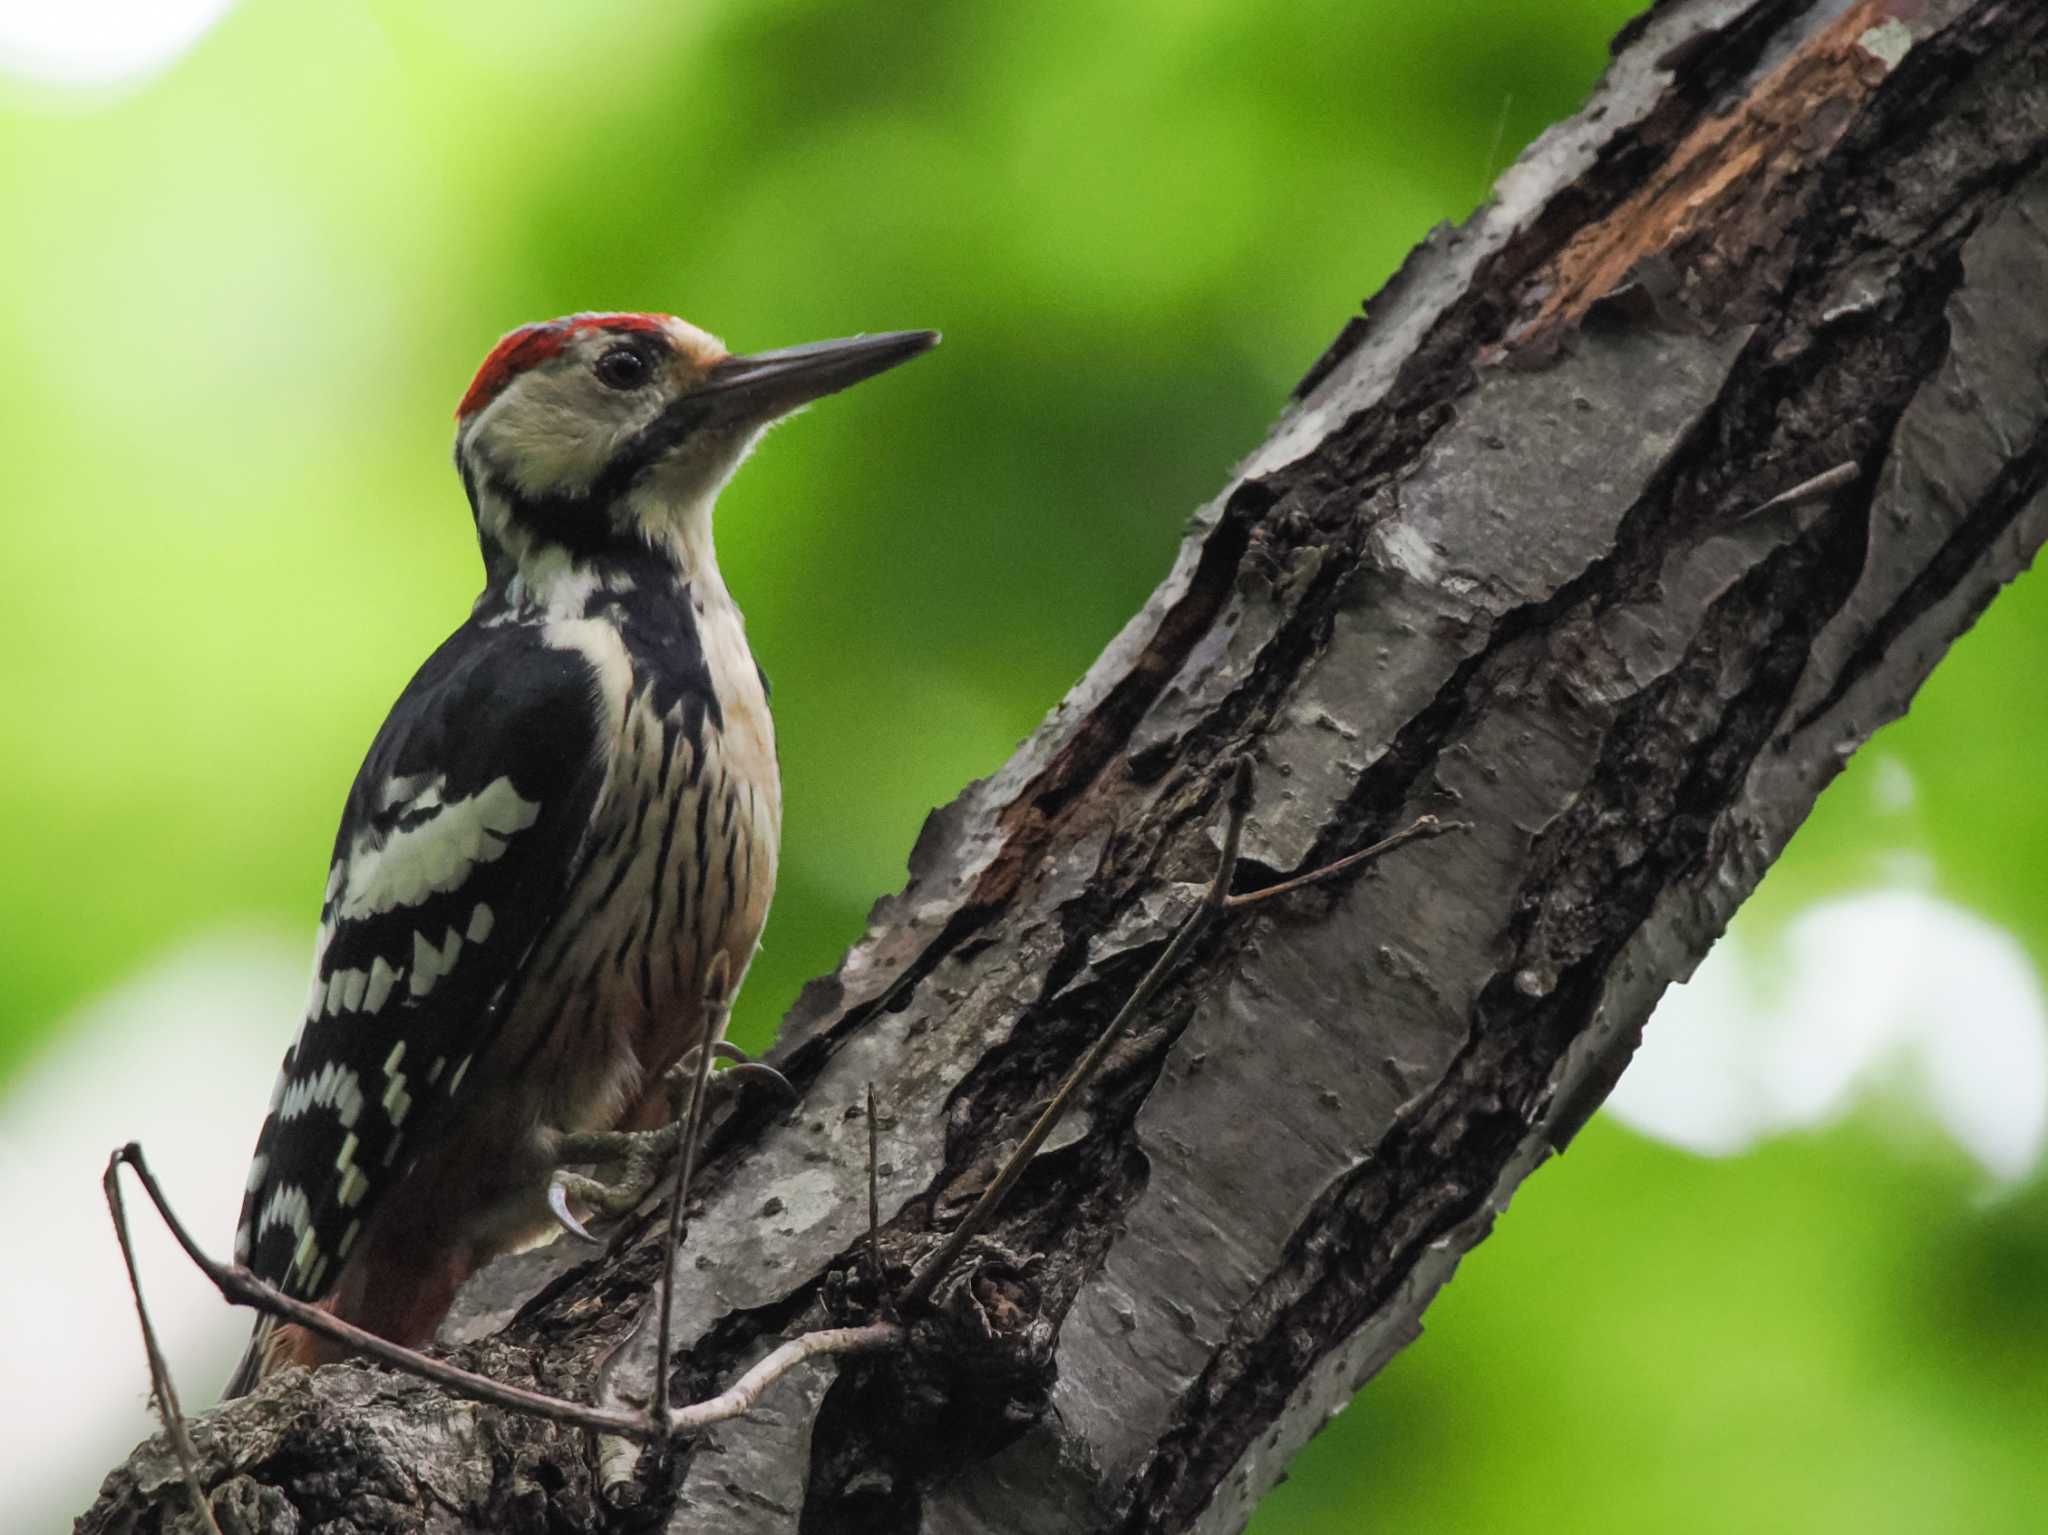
453,312,936,593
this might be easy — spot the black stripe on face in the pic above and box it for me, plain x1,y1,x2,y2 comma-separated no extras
465,389,716,566
596,392,717,495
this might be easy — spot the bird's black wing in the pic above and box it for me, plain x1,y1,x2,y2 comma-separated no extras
231,618,606,1309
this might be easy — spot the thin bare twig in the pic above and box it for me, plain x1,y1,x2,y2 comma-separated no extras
102,1152,230,1535
105,1143,902,1443
670,1323,903,1431
655,953,731,1427
1736,459,1859,522
1223,814,1461,911
899,757,1258,1310
867,1082,883,1288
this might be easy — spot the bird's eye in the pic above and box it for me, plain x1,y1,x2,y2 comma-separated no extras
594,347,651,391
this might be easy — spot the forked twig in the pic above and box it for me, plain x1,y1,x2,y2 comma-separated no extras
103,1144,901,1442
102,1156,230,1535
899,762,1460,1310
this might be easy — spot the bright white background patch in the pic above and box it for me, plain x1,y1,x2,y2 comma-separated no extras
1613,888,2048,1185
0,927,302,1533
0,0,237,90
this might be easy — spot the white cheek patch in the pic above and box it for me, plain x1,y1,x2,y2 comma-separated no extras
340,776,541,920
473,364,664,498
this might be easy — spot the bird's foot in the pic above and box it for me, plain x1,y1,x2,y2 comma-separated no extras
546,1041,798,1244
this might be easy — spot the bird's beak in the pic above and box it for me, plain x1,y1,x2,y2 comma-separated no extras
691,330,940,422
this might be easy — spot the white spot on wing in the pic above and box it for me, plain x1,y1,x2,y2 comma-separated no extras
258,1183,310,1238
408,927,466,997
324,966,368,1017
381,1072,413,1127
277,1063,365,1129
265,1058,290,1115
409,931,440,997
337,1164,369,1208
467,902,494,944
364,954,399,1013
380,1036,414,1128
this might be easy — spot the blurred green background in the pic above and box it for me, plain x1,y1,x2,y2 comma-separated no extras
3,1,2043,1530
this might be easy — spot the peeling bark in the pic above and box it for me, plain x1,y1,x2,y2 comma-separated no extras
82,2,2048,1531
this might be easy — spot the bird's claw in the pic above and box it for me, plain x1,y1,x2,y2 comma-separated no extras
657,1041,797,1106
716,1059,799,1103
549,1173,601,1245
544,1043,799,1246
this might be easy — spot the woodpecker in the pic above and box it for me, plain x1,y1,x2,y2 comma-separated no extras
224,312,937,1398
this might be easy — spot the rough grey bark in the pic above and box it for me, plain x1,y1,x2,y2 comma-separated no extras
84,1,2048,1530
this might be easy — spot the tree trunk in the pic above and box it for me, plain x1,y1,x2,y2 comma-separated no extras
83,1,2048,1530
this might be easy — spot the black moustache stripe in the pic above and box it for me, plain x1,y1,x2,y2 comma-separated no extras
463,395,720,566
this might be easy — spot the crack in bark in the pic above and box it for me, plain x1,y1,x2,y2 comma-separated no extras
1795,407,2048,733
